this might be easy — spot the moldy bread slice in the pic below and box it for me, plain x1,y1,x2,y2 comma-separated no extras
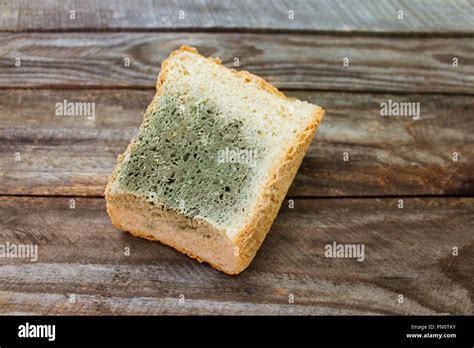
105,46,324,274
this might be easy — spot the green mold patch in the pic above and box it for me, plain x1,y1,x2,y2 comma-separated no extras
117,93,262,224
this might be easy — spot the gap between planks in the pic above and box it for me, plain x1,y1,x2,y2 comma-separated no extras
1,86,474,97
1,28,474,38
0,194,472,200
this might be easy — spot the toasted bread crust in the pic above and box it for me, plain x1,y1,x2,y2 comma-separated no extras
106,45,324,275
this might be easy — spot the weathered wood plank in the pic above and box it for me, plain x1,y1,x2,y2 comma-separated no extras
0,196,472,315
1,89,472,197
0,33,473,93
1,0,473,34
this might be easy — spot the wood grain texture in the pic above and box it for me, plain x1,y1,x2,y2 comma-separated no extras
1,89,472,197
0,196,472,315
1,32,473,93
0,0,472,320
1,0,473,34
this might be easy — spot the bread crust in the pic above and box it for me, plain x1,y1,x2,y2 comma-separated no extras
165,45,286,99
106,45,324,275
233,107,324,273
106,193,239,274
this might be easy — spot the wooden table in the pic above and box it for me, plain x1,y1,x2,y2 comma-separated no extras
0,0,473,315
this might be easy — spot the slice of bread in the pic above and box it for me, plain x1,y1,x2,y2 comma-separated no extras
105,46,324,274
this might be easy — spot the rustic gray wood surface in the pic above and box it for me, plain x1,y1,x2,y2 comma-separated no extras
0,0,472,315
1,89,472,197
1,0,473,34
1,197,473,315
0,33,473,93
